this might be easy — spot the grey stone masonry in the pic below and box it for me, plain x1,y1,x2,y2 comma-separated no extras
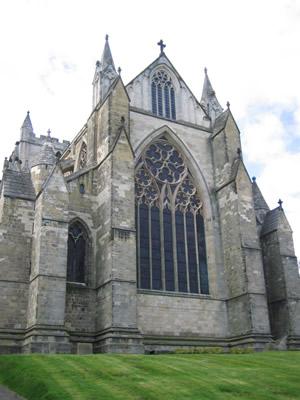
0,37,299,354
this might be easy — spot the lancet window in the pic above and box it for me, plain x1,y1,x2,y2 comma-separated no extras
135,137,209,294
67,221,88,283
151,70,176,120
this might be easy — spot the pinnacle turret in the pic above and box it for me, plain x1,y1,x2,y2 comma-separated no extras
92,35,118,108
21,111,34,139
200,68,223,121
101,34,116,73
32,142,57,167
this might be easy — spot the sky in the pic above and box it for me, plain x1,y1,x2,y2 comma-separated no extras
0,0,299,259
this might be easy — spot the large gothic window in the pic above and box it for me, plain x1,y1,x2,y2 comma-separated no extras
67,221,88,283
151,70,176,120
135,137,209,294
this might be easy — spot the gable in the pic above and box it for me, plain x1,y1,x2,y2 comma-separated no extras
126,54,209,127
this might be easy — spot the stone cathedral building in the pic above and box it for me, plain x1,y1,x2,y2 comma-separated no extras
0,37,299,354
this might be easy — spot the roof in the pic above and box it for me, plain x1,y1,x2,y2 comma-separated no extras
2,168,35,201
260,208,281,236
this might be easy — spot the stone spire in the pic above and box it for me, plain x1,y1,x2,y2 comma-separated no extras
92,35,118,108
101,34,116,72
200,68,223,121
21,111,34,140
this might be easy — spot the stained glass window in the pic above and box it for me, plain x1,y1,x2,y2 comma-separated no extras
135,137,209,294
151,70,176,120
67,221,88,283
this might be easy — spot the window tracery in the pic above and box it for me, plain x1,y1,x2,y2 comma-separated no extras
67,221,88,283
79,142,87,169
135,137,209,294
151,70,176,120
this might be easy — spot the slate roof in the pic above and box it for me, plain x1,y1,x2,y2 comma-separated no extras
2,168,35,201
260,208,281,236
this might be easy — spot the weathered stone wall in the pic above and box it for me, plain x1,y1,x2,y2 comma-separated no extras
0,195,34,352
137,293,228,337
261,212,300,345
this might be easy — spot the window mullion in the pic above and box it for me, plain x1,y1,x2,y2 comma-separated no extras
149,205,153,290
194,212,201,294
172,207,178,291
137,204,141,288
183,211,190,293
160,199,166,291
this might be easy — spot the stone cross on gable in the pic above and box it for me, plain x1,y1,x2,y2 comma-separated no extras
157,39,166,54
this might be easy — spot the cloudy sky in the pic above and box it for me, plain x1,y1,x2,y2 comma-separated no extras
0,0,299,258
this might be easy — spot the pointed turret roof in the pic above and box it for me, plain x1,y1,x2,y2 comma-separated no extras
101,34,116,73
252,178,269,211
21,111,34,139
200,68,223,120
32,141,57,167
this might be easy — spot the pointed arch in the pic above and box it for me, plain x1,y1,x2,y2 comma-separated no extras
150,68,177,120
67,218,91,284
135,133,210,294
134,126,213,222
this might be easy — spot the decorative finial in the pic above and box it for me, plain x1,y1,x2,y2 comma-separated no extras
96,60,100,67
27,110,30,115
47,129,51,137
157,39,166,54
252,176,256,182
204,67,207,75
121,116,125,125
226,101,230,109
278,199,283,209
118,67,121,75
237,148,242,158
105,34,109,41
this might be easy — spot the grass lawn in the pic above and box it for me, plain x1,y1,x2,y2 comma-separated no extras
0,351,300,400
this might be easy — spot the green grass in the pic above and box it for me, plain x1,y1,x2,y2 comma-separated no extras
0,352,300,400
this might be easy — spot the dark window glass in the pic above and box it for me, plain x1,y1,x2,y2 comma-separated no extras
67,222,87,283
171,87,176,120
186,212,198,293
139,203,150,289
176,210,187,292
196,214,209,294
151,206,162,289
164,208,175,291
151,82,157,115
157,85,163,116
164,86,170,119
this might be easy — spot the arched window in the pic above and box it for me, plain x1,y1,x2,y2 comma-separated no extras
151,70,176,120
79,142,87,169
135,137,209,294
67,221,88,283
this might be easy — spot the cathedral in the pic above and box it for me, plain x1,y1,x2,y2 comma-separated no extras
0,37,299,354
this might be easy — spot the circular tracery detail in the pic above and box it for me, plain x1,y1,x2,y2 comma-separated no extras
135,137,202,212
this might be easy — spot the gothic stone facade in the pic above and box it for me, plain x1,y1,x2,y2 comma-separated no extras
0,38,300,354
